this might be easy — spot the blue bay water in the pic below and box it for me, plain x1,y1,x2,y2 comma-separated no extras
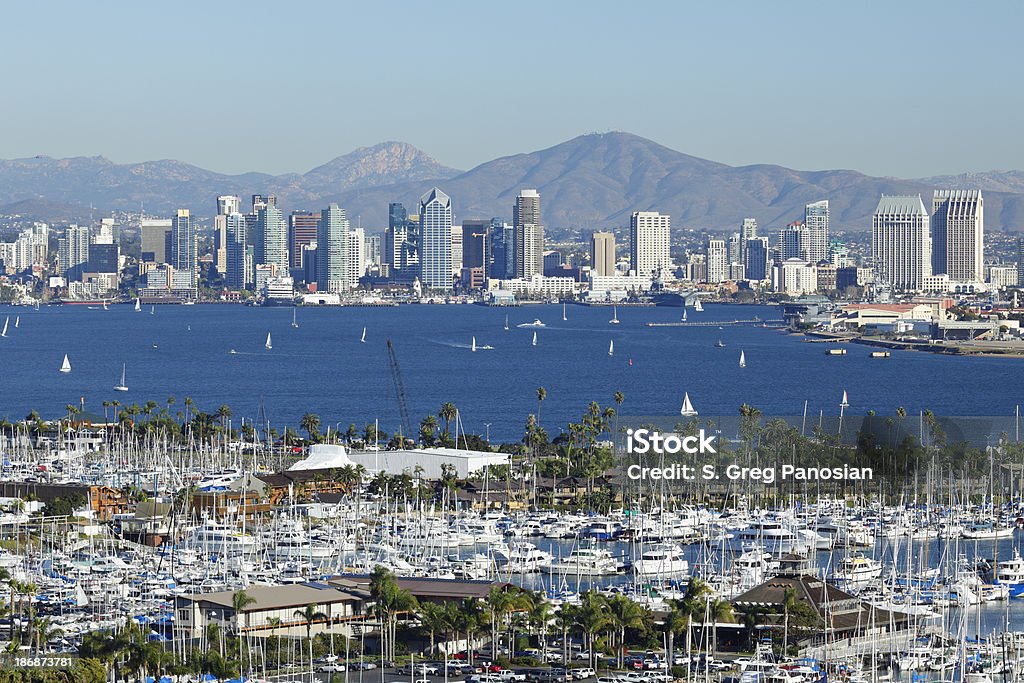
0,302,1020,442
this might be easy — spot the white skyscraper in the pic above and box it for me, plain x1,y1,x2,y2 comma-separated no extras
932,190,983,283
803,200,830,264
871,195,931,291
419,188,453,289
705,238,728,283
256,204,288,275
630,211,671,278
451,225,463,277
514,189,543,278
345,227,366,288
317,203,349,293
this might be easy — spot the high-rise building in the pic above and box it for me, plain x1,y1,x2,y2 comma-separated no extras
803,200,830,264
317,204,349,293
217,195,242,216
705,238,728,283
630,211,671,278
419,188,453,289
169,209,196,288
1018,237,1024,287
461,220,488,289
346,227,365,288
451,225,463,277
58,225,90,279
385,203,408,270
740,218,758,268
513,189,543,278
364,234,381,268
289,210,320,269
140,218,172,264
745,237,769,280
871,195,931,291
225,213,248,290
255,204,288,275
591,231,616,277
777,224,803,261
932,190,983,282
488,219,514,279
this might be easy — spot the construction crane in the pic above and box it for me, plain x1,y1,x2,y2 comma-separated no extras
385,339,412,442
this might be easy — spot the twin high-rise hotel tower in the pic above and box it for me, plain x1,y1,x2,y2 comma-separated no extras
871,190,984,292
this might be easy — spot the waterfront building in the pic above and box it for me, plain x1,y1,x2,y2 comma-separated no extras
255,204,288,274
213,196,241,275
419,188,453,290
871,195,931,291
932,190,983,283
489,219,515,279
803,200,830,263
771,257,817,295
451,224,463,277
740,218,758,266
630,211,671,279
317,204,349,293
169,209,197,289
588,272,653,301
486,274,575,299
686,253,707,282
590,231,615,277
225,213,248,290
57,225,90,279
289,210,320,270
705,238,728,283
345,227,365,287
745,237,770,281
461,220,488,290
514,189,543,278
140,218,172,264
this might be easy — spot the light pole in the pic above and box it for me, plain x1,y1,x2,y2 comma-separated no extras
484,423,492,444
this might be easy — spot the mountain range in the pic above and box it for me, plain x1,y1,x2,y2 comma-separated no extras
1,133,1021,233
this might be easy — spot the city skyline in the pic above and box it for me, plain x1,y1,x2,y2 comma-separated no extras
2,2,1022,178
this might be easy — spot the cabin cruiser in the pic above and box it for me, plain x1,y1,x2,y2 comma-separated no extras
632,543,690,577
186,520,258,555
502,542,553,573
831,552,883,589
516,319,546,328
540,545,624,575
732,519,814,555
995,551,1024,598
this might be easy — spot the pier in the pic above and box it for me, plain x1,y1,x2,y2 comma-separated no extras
646,318,786,328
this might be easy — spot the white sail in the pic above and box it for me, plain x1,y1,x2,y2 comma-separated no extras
680,392,697,416
682,309,687,322
265,332,272,350
114,363,128,392
135,298,141,312
103,301,108,310
608,340,614,356
291,309,298,328
1,316,7,337
150,305,155,315
609,305,619,324
60,354,72,374
532,331,537,346
504,315,509,331
360,327,366,343
739,350,746,368
694,299,704,312
563,303,567,321
472,336,477,352
14,316,19,328
841,390,849,407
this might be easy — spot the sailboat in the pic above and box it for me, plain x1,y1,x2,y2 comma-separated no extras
608,340,614,356
471,336,477,352
113,364,129,392
291,309,299,328
609,305,620,324
1,316,8,338
265,332,273,350
135,298,141,312
562,303,567,321
694,299,704,312
681,308,687,322
739,350,746,368
360,327,366,343
59,354,72,374
532,331,537,347
14,316,19,329
680,392,697,417
150,305,155,315
504,315,509,331
102,301,108,311
716,339,725,348
841,390,849,408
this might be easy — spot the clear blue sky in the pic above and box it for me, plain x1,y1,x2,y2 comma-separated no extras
6,0,1022,178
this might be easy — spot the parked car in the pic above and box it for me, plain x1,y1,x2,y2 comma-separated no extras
318,664,347,673
571,668,596,680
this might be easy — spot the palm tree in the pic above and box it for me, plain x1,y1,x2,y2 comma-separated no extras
439,402,458,436
781,586,797,655
663,600,690,675
300,412,321,443
613,391,624,451
419,414,439,446
536,387,547,426
574,591,609,669
605,594,645,667
418,601,448,655
369,566,417,663
293,604,328,681
232,590,257,672
217,405,233,446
